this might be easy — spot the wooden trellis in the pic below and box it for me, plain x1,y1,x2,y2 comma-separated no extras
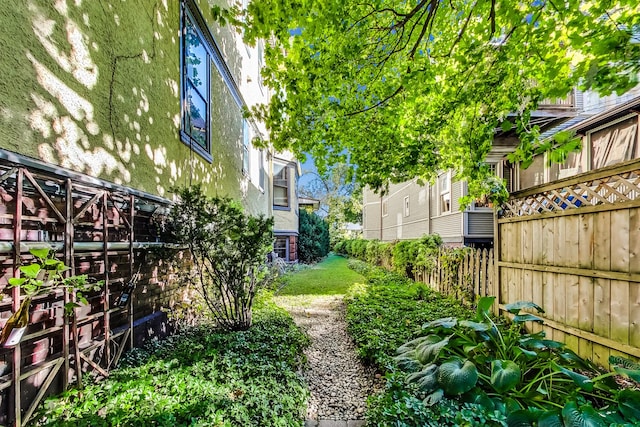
0,158,175,427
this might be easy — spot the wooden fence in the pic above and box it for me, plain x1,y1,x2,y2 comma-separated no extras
0,156,188,426
497,158,640,365
414,248,494,305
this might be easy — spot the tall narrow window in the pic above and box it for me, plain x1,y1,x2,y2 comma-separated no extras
404,196,410,217
382,198,388,217
274,236,288,259
181,9,211,160
439,173,451,214
242,120,250,175
259,149,265,190
273,162,289,208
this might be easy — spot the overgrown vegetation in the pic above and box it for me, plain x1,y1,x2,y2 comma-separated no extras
396,297,640,426
167,185,274,331
297,209,330,264
344,260,471,369
335,235,446,279
32,296,310,427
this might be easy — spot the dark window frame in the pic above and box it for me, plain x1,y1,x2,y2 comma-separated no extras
180,3,213,162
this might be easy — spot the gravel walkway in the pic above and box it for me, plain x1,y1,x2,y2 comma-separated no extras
277,295,382,424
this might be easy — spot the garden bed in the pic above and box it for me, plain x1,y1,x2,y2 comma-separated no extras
31,295,310,427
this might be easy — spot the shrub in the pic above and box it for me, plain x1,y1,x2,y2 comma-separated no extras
167,185,273,331
298,209,330,263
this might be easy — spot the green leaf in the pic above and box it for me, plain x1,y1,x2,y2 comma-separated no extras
491,360,522,393
8,277,26,287
551,362,593,392
504,301,544,315
618,389,640,421
422,317,458,330
395,335,432,355
476,296,495,319
500,120,513,132
506,409,537,427
422,388,444,407
515,347,537,359
437,358,478,395
411,364,439,393
415,335,450,365
19,264,41,279
538,411,563,427
561,401,606,427
459,320,491,331
393,355,422,372
613,365,640,383
513,314,544,324
29,248,50,259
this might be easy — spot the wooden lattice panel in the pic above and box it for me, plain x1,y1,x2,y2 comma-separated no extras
502,168,640,218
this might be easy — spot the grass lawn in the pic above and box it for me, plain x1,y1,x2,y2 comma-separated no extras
276,254,364,296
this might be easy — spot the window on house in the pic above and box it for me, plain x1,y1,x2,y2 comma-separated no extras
273,162,289,208
590,117,638,169
242,120,250,176
257,40,264,92
382,198,388,217
259,149,265,190
439,173,451,214
181,9,211,161
404,196,410,217
274,236,288,259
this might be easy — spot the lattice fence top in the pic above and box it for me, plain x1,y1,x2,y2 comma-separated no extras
501,168,640,218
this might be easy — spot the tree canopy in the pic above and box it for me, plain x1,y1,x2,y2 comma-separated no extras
236,0,640,201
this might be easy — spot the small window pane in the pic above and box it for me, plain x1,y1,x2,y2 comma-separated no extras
185,19,207,93
274,237,287,259
186,83,207,149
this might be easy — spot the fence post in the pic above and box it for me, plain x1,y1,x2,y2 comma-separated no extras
493,213,501,315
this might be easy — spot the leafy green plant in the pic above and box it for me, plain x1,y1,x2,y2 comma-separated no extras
396,297,640,426
0,248,101,346
32,296,310,426
167,185,274,331
344,260,471,369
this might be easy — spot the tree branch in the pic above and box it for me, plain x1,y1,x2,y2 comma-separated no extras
344,85,404,117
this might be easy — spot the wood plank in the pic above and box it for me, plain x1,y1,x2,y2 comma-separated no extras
593,278,611,340
532,271,543,308
593,212,611,271
522,220,533,264
566,274,580,329
531,219,543,264
543,272,554,321
578,277,595,333
578,337,593,362
578,213,594,269
629,207,640,273
554,273,566,323
610,280,630,345
554,217,565,267
541,218,554,265
592,343,611,369
610,210,630,272
564,215,580,268
631,282,640,348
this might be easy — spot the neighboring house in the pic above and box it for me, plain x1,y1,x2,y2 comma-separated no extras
514,90,640,191
362,92,583,247
273,152,301,262
299,197,321,212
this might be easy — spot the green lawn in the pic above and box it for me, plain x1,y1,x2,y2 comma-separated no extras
276,254,364,296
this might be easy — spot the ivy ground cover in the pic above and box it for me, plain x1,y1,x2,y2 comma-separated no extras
31,296,309,427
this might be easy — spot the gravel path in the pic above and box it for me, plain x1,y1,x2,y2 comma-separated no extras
276,295,382,423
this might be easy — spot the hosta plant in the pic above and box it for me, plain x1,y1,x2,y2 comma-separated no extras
395,296,640,426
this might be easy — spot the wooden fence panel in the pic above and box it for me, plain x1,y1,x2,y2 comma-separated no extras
498,158,640,364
